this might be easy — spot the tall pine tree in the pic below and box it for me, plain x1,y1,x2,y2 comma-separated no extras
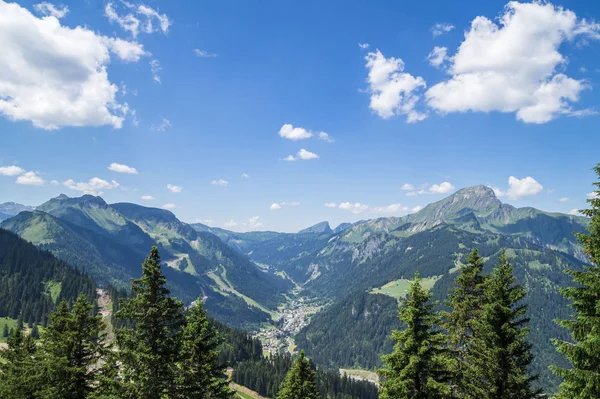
277,350,319,399
175,298,233,399
444,247,487,395
378,274,452,399
116,246,186,399
0,328,41,399
553,164,600,399
465,250,541,399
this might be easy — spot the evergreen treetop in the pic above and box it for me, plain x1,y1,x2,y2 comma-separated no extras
277,350,319,399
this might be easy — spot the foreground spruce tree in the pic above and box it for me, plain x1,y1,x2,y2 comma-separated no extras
37,294,111,399
552,164,600,399
0,328,40,399
175,298,233,399
445,248,486,395
379,274,452,399
116,246,186,399
465,251,541,399
277,350,319,399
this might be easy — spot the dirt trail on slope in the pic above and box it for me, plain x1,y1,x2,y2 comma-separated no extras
96,288,114,340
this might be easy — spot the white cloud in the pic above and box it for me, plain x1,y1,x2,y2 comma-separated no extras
568,208,579,215
283,149,319,161
140,195,154,200
318,132,335,143
194,49,217,58
16,171,44,186
105,2,171,38
108,162,138,174
0,1,145,130
270,203,281,211
278,124,313,140
162,203,176,210
224,219,237,228
50,179,59,186
358,43,370,49
559,197,569,202
406,191,418,197
0,165,25,176
150,59,162,83
324,202,337,208
151,118,171,132
428,181,455,194
401,183,415,191
507,176,543,200
338,201,415,215
167,184,182,193
270,201,299,211
425,2,600,124
371,203,409,213
339,202,370,214
427,46,448,68
364,50,427,122
211,179,228,187
431,22,454,37
33,2,68,19
411,205,424,213
241,173,250,178
587,192,599,199
247,216,263,229
491,186,507,197
63,177,119,195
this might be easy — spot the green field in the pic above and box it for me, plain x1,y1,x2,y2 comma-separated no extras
0,317,18,343
235,391,255,399
370,276,440,299
44,280,62,303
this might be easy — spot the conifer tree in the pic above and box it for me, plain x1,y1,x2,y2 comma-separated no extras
552,164,600,399
465,250,541,399
277,350,319,399
0,328,41,399
116,246,186,399
2,323,8,337
38,294,111,398
175,299,233,399
445,247,486,394
378,274,452,399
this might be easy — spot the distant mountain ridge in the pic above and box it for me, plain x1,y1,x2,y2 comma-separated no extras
0,201,35,221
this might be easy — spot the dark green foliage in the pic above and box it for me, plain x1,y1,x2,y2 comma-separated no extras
553,164,600,399
0,328,40,398
378,275,452,399
0,228,96,326
175,299,233,398
277,350,319,399
232,353,378,399
116,246,186,399
445,248,487,395
2,323,8,337
295,291,399,370
465,251,541,399
211,317,262,366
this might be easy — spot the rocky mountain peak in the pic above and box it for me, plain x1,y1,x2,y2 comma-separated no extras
299,221,333,234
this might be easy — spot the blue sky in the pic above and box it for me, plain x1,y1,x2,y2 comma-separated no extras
1,0,600,232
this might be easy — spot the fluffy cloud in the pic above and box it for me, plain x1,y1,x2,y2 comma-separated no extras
318,132,335,143
241,173,250,178
427,46,448,68
358,43,370,49
167,184,182,193
587,192,599,199
33,2,68,19
16,171,44,186
162,203,176,210
224,219,237,228
0,165,25,176
150,59,162,83
270,201,299,211
491,186,507,197
559,197,569,202
568,208,580,215
283,149,319,161
338,202,420,215
401,183,415,191
0,1,145,130
426,2,600,123
151,118,171,132
211,179,228,187
364,50,427,122
247,216,263,229
108,163,138,174
324,202,337,208
105,2,171,38
507,176,543,199
428,181,455,194
406,182,455,196
431,22,454,37
278,124,313,140
140,195,154,200
63,177,119,195
194,49,217,58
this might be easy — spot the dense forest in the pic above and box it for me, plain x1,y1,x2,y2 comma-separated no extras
0,228,96,326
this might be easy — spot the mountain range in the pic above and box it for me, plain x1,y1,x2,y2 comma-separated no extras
1,185,590,390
